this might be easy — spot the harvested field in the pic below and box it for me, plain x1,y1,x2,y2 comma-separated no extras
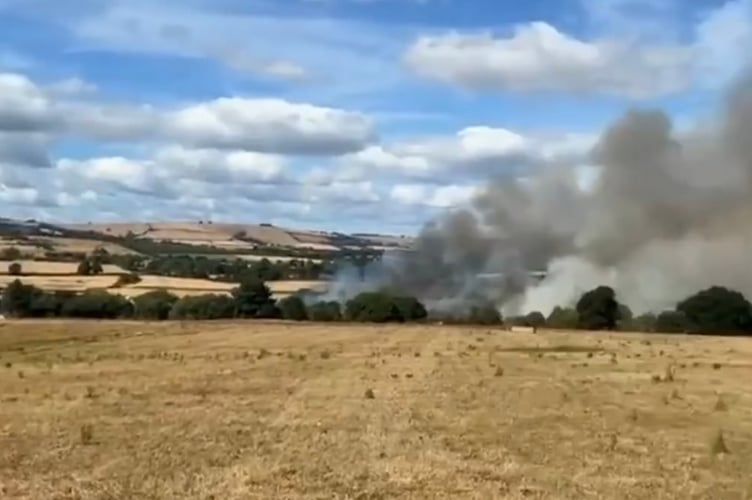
0,275,119,291
0,260,125,275
0,321,750,499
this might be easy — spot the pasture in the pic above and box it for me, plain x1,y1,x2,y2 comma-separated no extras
0,321,750,499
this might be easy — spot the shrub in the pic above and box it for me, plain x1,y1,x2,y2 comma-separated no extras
133,289,179,320
654,310,689,333
308,301,342,321
77,258,103,276
1,280,43,317
628,312,657,332
61,291,133,319
345,292,404,323
546,306,578,329
468,304,502,325
7,262,22,276
278,295,308,321
169,294,236,320
393,296,427,321
111,273,141,288
0,246,22,260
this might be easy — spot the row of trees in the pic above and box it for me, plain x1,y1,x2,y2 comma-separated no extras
2,277,751,334
0,279,428,323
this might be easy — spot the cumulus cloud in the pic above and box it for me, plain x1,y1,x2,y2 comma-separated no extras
404,22,692,98
338,126,597,182
390,183,479,208
167,98,374,155
0,73,60,131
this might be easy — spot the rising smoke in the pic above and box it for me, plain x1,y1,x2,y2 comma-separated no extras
332,69,752,316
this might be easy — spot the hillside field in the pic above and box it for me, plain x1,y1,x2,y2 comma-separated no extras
0,321,750,499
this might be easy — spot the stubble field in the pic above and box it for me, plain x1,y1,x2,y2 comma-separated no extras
0,320,750,499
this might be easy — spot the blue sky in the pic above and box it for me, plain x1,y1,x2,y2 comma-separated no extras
0,0,749,234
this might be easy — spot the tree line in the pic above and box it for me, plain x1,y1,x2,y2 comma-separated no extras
2,279,751,335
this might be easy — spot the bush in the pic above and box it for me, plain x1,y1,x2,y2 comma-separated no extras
0,247,22,260
308,301,341,321
169,294,236,320
677,286,752,334
393,296,428,321
112,273,141,288
468,304,502,325
61,291,133,319
77,258,103,276
133,289,179,320
7,262,22,276
576,286,620,330
628,312,657,332
1,280,42,317
278,295,308,321
345,292,403,323
654,310,689,333
546,306,578,329
522,311,546,328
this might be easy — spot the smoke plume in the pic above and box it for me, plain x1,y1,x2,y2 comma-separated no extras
333,69,752,316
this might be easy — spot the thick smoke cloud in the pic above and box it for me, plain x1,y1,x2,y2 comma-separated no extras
332,69,752,315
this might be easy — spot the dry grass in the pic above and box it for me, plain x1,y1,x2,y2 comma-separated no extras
0,274,119,291
0,322,751,499
0,260,125,275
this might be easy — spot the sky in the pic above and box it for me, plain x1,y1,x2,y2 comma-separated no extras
0,0,750,234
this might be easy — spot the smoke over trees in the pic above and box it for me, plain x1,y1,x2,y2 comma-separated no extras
352,67,752,317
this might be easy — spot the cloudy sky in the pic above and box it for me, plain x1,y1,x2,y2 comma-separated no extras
0,0,749,233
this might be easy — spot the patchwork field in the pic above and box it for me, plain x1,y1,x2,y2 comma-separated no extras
0,321,750,499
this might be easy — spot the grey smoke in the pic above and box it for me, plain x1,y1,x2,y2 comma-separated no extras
330,68,752,316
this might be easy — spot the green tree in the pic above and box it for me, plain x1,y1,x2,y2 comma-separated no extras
654,310,689,333
345,292,403,323
133,290,179,320
232,278,278,318
393,296,428,321
278,295,308,321
468,303,502,325
61,291,133,319
1,280,41,317
0,246,22,260
677,286,752,334
628,312,657,332
169,294,237,320
546,306,578,329
308,301,341,321
7,262,22,276
576,286,620,330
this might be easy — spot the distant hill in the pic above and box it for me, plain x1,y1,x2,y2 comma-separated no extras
0,218,414,257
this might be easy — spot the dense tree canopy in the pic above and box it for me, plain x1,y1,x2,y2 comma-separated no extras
677,286,752,334
576,286,620,330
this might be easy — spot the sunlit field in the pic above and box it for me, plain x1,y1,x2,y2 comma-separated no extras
1,320,750,499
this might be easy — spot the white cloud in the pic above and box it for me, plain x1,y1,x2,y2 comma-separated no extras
390,183,478,208
404,21,692,98
167,98,374,155
0,73,59,131
153,146,287,184
338,126,597,181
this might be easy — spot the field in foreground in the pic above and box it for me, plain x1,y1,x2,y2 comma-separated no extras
0,322,751,499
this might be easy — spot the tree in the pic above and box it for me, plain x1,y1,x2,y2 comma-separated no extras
617,304,633,329
520,311,546,328
7,262,22,276
393,296,427,321
77,257,103,276
654,310,689,333
628,312,657,332
1,280,42,317
308,301,341,321
576,286,620,330
133,290,179,320
232,278,278,318
0,246,22,260
546,306,579,329
468,303,502,325
61,291,133,319
278,295,308,321
345,292,403,323
677,286,752,334
169,294,237,320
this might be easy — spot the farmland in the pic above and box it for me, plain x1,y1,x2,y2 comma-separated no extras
0,321,750,499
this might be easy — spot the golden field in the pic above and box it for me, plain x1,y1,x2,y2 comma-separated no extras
0,321,750,499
